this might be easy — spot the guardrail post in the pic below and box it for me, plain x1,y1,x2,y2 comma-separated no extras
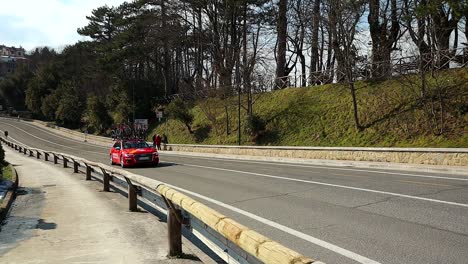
53,154,58,164
162,196,183,256
85,165,92,180
18,146,22,153
14,144,18,150
23,148,27,155
44,153,49,161
63,157,68,168
100,168,110,192
168,208,183,256
124,177,138,212
73,160,79,173
29,150,33,157
36,151,41,159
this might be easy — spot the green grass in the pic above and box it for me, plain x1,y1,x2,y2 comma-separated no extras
0,163,13,204
1,163,13,182
149,68,468,147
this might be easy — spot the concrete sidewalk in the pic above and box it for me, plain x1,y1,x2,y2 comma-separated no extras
0,148,203,264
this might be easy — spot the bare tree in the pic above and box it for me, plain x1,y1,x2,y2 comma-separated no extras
275,0,288,89
329,0,366,130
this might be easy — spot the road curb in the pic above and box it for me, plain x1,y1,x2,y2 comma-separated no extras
0,165,18,222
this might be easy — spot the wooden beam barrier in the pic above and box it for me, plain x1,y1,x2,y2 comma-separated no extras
63,156,68,168
100,168,110,192
160,195,183,256
85,164,92,181
73,160,79,173
124,177,138,212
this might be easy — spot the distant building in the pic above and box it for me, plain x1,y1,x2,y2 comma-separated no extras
0,45,27,79
0,45,25,57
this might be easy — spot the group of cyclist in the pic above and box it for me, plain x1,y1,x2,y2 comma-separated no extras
111,123,148,141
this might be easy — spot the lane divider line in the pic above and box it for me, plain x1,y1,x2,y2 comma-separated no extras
164,153,468,182
165,183,382,264
179,163,468,208
0,124,104,155
8,120,110,149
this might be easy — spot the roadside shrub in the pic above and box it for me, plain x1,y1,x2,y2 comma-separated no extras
167,98,194,133
245,114,266,142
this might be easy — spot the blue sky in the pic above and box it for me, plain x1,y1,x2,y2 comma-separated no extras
0,0,126,51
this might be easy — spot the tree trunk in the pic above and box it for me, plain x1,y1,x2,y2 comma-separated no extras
275,0,288,89
368,0,400,78
309,0,321,85
161,0,171,95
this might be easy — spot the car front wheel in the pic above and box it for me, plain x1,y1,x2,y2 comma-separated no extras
110,155,114,165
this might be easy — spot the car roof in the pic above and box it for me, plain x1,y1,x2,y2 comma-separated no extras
117,139,146,143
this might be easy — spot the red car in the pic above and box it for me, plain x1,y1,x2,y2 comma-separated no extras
110,140,159,168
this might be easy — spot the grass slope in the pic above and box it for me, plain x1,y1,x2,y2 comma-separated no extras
1,163,13,182
149,68,468,147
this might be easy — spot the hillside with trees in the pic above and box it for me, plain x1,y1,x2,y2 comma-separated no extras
151,68,467,147
0,0,466,146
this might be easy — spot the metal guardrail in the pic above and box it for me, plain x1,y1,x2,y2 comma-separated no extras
1,138,320,264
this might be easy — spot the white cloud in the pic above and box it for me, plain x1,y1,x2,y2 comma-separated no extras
0,0,126,51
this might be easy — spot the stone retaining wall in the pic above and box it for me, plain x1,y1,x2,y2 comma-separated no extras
166,145,468,166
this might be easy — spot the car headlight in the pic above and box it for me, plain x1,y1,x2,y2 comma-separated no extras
152,152,158,156
124,153,134,158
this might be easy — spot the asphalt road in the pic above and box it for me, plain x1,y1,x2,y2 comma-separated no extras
1,118,467,264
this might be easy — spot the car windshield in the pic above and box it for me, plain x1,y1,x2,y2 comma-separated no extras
122,141,150,149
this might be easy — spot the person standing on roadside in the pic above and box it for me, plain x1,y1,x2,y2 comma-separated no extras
161,134,168,150
155,134,162,150
152,133,157,148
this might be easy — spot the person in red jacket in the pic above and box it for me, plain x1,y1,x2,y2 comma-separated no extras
155,134,162,150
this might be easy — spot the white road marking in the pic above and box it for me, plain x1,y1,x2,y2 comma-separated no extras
165,183,381,264
0,125,104,155
10,120,110,149
179,163,468,208
165,153,468,182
